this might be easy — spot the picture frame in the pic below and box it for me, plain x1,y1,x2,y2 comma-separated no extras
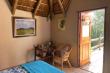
12,17,36,37
58,18,65,31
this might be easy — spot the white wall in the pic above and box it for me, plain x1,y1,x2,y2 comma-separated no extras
0,0,50,70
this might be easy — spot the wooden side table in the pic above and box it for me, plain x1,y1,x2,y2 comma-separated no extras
34,46,53,64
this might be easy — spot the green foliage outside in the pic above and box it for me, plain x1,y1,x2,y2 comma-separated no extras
91,9,105,47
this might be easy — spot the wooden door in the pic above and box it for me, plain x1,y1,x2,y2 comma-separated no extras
79,12,91,66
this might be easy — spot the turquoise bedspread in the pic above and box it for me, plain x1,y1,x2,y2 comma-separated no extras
22,60,64,73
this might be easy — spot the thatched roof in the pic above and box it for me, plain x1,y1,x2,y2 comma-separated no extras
9,0,71,17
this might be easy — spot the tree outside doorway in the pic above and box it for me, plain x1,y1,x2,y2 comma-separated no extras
91,9,105,51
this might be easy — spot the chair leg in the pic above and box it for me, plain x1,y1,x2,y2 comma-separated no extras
52,59,55,65
61,60,63,70
67,60,72,67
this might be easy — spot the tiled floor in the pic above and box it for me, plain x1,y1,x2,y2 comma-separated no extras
63,67,92,73
59,48,103,73
81,48,103,73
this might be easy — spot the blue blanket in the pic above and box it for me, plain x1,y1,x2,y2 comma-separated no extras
22,60,64,73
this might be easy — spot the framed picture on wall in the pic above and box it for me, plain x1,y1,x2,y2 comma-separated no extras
12,17,36,37
58,18,65,31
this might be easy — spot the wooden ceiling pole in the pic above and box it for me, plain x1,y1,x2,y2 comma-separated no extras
64,0,72,14
48,0,53,20
17,5,34,9
57,0,66,16
12,0,18,15
33,0,41,18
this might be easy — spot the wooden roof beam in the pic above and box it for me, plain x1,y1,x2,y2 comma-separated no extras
30,0,37,2
33,0,41,18
57,0,66,16
48,0,53,20
17,5,34,9
41,2,48,5
64,0,72,13
12,0,18,15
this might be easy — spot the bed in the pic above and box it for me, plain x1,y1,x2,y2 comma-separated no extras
0,60,64,73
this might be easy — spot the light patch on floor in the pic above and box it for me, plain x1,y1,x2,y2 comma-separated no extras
80,48,103,73
54,64,92,73
63,67,92,73
54,48,103,73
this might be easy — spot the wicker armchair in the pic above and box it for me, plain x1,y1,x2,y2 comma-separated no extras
53,44,72,69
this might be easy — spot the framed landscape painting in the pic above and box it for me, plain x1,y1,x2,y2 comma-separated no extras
12,17,36,37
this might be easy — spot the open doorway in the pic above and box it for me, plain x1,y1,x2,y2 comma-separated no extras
78,8,105,73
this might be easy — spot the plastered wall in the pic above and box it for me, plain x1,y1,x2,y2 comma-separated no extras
0,0,50,70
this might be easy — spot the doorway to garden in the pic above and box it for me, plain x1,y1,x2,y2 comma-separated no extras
78,8,105,73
